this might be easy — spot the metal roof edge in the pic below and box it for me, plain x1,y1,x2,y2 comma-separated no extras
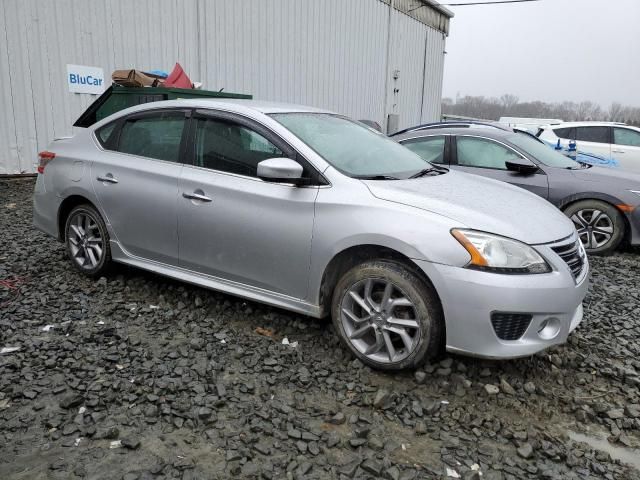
421,0,455,18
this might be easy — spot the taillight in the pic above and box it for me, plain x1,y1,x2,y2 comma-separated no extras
37,151,56,174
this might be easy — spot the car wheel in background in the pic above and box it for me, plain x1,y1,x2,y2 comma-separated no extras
331,260,443,371
564,200,625,255
65,204,112,276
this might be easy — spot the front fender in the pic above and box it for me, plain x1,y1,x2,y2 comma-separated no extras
308,185,472,305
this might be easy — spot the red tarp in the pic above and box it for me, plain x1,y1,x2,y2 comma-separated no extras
163,63,192,89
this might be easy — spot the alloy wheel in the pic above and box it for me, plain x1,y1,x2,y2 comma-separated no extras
68,212,104,270
340,278,421,364
571,209,614,249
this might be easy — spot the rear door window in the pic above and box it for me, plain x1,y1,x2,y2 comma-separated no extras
96,122,117,148
116,111,186,162
552,127,576,140
613,128,640,147
401,136,447,164
575,126,610,144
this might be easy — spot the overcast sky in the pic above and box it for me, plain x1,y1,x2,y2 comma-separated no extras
442,0,640,108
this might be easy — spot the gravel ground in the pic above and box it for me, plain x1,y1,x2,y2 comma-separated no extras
1,177,640,480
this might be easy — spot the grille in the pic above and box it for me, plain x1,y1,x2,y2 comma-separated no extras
491,313,532,340
551,239,585,280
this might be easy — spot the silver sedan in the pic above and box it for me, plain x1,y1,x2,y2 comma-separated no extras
33,100,589,370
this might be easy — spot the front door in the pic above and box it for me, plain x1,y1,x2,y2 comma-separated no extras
91,109,187,265
177,111,318,299
451,135,549,199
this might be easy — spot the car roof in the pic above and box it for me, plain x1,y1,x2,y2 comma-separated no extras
182,98,334,114
391,121,509,136
101,98,334,122
393,125,516,141
546,121,628,128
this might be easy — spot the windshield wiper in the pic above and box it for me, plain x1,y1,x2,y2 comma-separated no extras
355,174,400,180
409,167,441,179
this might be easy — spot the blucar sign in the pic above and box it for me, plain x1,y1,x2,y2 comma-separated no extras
66,64,105,94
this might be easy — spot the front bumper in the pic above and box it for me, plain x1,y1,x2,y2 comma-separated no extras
415,246,589,359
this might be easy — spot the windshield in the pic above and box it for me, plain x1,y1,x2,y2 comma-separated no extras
270,113,432,179
507,132,582,168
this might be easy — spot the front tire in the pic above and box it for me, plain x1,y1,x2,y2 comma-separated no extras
331,260,443,371
65,204,111,277
564,200,624,255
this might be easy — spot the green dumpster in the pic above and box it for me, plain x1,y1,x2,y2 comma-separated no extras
74,85,252,127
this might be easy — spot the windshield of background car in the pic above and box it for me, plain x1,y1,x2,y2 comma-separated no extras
508,133,581,168
271,113,432,179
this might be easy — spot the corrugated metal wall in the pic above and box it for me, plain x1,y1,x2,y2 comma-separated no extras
421,27,447,122
197,0,389,120
0,0,448,175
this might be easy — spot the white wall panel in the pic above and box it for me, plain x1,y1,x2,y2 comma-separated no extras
421,27,447,122
0,0,448,174
386,9,428,130
197,0,389,124
0,6,19,174
0,0,200,174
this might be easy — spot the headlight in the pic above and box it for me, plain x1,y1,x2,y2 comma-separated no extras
451,229,551,274
630,190,640,198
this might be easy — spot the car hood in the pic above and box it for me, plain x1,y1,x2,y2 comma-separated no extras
568,165,640,189
364,170,575,245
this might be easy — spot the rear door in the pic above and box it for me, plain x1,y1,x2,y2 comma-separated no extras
91,109,186,265
177,109,320,299
575,126,612,159
450,135,549,199
612,127,640,172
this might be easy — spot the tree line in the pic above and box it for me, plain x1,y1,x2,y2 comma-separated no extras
442,94,640,127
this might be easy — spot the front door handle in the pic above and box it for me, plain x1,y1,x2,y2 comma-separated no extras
97,175,118,184
183,191,212,202
612,149,625,154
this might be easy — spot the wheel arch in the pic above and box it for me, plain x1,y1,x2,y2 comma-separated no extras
558,191,625,211
57,195,99,241
560,193,631,242
317,244,441,319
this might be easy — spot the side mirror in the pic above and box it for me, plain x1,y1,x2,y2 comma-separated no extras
505,158,539,175
257,158,305,184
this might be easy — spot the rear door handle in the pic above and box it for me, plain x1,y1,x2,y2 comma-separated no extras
97,175,118,184
612,150,625,154
183,191,212,202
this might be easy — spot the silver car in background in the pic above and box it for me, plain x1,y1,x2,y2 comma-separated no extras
33,100,589,370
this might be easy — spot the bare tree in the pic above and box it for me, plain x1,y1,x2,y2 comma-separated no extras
608,102,624,122
500,94,519,110
442,97,454,109
441,95,638,124
576,101,602,121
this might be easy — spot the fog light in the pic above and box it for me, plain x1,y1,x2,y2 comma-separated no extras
537,317,561,340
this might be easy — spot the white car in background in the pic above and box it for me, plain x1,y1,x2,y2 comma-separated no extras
538,122,640,173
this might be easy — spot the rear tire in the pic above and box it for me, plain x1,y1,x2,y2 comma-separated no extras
64,204,112,277
564,200,624,255
331,260,443,371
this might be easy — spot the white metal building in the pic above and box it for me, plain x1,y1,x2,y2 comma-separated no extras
0,0,452,175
